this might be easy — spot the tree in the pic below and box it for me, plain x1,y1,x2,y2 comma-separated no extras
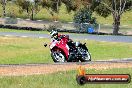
74,8,95,24
15,0,41,20
80,0,131,35
94,0,132,35
61,0,77,12
63,0,131,35
41,0,77,21
40,0,59,21
0,0,11,17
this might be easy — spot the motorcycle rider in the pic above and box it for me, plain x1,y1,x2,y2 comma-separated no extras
50,30,74,49
50,30,71,42
50,30,75,61
49,30,91,62
50,30,61,40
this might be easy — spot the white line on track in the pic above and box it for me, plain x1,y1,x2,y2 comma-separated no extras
21,36,28,38
17,18,21,20
5,35,12,37
25,19,30,20
39,37,44,38
37,20,43,21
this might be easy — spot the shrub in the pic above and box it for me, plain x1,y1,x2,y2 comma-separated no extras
73,8,98,31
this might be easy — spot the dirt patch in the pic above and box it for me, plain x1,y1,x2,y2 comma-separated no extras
0,62,132,76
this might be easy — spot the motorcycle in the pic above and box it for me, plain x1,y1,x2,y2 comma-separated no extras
44,35,91,62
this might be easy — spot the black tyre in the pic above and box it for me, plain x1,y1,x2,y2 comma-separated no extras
78,47,91,62
51,50,66,62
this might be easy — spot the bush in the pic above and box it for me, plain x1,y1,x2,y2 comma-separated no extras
73,8,98,31
74,8,91,24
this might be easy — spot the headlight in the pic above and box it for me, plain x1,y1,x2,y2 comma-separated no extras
75,42,80,47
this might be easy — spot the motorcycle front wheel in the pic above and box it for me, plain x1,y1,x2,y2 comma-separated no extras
51,50,66,62
78,48,91,62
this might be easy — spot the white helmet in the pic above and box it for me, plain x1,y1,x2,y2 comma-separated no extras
50,30,58,38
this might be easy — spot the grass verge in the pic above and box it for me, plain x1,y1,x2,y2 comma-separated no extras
0,28,48,34
0,36,132,64
0,68,131,88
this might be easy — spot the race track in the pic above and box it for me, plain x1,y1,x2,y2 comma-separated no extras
0,59,132,76
0,32,132,43
0,32,132,76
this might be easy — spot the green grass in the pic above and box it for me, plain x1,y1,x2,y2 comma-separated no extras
0,36,132,64
88,41,132,60
0,28,82,35
0,3,132,26
0,37,51,64
93,11,132,26
0,3,74,22
0,68,132,88
0,28,48,34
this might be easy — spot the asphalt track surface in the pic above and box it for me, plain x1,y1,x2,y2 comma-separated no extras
0,32,132,43
0,58,132,76
0,58,132,67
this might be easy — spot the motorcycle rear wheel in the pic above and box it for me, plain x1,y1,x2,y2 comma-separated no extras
51,50,66,62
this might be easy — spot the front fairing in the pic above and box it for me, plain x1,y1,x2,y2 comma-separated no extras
50,39,58,49
50,38,70,60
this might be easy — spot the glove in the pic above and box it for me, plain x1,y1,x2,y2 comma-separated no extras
44,43,47,47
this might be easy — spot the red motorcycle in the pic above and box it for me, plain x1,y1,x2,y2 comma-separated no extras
45,35,91,62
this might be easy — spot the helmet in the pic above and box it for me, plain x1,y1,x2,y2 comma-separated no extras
50,30,58,38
